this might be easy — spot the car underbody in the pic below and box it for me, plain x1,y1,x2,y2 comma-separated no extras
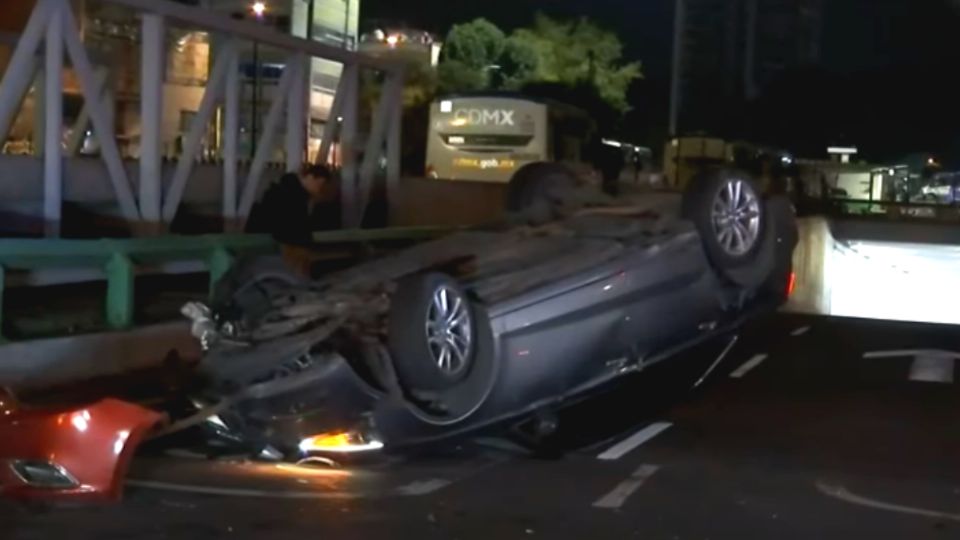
183,185,797,458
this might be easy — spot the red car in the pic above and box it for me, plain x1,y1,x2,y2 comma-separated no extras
0,388,163,502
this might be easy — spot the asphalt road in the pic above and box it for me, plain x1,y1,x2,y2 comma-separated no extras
4,313,960,540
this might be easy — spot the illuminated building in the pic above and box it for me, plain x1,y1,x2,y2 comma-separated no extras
359,27,441,68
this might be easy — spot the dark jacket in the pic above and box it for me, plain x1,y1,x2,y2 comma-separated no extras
245,173,341,245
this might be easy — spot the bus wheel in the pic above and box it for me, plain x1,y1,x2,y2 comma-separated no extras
505,162,578,223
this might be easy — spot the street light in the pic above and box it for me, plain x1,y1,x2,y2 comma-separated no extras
251,1,266,18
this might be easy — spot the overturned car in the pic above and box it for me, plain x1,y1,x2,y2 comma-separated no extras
184,164,798,458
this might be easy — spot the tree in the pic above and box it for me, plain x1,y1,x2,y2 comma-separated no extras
497,36,540,90
438,18,506,91
437,59,488,94
511,14,641,112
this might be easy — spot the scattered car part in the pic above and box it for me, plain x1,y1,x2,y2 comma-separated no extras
0,395,164,502
692,334,740,389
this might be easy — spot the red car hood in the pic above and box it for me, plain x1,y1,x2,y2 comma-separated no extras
0,391,164,502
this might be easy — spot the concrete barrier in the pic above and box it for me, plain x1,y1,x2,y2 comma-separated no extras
392,176,507,227
0,321,200,392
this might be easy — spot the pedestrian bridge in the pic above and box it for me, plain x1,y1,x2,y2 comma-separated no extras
0,0,405,237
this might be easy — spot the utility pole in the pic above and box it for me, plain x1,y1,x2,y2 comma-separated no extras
669,0,686,136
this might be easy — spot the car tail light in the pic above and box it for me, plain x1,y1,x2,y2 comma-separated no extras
786,271,797,298
9,460,79,489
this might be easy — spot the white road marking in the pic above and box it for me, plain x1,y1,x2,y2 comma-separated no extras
730,354,769,378
816,482,960,523
597,422,672,461
909,355,955,384
395,479,450,496
593,464,660,509
862,350,958,384
791,325,811,336
863,349,960,360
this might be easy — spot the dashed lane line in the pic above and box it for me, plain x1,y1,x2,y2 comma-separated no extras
730,354,768,378
862,350,959,384
395,479,450,496
597,422,672,461
593,464,660,510
909,355,955,384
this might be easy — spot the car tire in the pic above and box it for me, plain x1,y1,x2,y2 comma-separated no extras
504,162,578,221
388,273,478,392
683,169,768,272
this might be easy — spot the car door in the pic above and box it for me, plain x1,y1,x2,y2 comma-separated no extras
616,231,722,361
486,249,639,407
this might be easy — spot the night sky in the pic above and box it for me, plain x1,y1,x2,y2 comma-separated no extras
363,0,960,162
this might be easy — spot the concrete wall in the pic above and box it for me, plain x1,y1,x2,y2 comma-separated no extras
784,217,832,315
784,216,960,325
0,322,200,392
392,177,507,227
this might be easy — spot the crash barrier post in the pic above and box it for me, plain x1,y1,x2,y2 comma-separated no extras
105,253,135,330
0,235,276,340
207,247,235,302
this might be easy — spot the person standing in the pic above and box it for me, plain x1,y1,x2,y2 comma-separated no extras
245,164,341,275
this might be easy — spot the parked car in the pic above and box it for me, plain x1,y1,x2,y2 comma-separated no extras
183,163,798,458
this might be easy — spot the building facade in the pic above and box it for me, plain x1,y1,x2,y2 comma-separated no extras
673,0,823,136
1,0,359,161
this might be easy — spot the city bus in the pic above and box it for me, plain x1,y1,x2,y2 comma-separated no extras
425,94,592,183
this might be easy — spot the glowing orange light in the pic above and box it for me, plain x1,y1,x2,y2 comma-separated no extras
787,271,797,298
386,34,399,47
298,431,383,453
302,432,351,449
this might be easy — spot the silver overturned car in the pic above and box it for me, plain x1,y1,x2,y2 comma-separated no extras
182,164,798,458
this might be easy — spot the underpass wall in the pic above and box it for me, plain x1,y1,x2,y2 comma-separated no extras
785,217,833,316
785,216,960,326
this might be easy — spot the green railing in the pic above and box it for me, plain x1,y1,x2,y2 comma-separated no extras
0,234,277,339
0,227,456,342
